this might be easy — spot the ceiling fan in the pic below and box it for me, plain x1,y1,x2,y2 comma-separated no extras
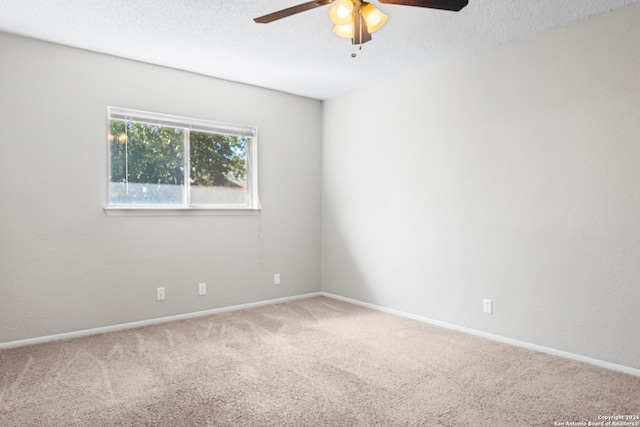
254,0,469,45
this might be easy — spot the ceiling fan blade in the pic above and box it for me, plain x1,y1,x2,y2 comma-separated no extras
378,0,468,12
254,0,335,24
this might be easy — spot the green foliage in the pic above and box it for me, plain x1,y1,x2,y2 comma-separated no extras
190,131,247,187
109,120,184,185
109,121,247,187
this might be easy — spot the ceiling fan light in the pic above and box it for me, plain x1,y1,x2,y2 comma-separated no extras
117,133,128,144
329,0,354,25
332,22,355,38
361,3,387,33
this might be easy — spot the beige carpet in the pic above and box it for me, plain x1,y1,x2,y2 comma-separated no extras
1,296,638,426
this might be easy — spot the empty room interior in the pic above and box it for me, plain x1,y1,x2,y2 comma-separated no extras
1,0,639,425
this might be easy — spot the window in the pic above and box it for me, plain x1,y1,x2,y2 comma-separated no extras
107,107,259,211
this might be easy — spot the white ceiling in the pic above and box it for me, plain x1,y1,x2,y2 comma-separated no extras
0,0,638,99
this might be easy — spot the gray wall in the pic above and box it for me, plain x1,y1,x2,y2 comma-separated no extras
0,33,322,343
3,3,640,372
322,3,640,369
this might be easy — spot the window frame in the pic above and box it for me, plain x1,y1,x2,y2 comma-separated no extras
105,107,260,215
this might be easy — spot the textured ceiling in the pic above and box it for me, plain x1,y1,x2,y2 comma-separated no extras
0,0,638,99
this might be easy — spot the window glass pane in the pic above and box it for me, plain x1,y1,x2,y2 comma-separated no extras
107,107,259,211
109,120,185,205
189,131,248,206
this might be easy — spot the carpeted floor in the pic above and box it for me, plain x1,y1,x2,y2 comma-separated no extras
1,296,638,426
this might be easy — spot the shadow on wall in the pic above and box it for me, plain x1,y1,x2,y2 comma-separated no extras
321,203,381,305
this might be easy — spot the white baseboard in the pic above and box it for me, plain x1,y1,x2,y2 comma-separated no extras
3,290,639,378
321,292,640,378
0,292,323,350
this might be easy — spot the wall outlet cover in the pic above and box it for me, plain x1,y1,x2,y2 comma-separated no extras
483,298,492,314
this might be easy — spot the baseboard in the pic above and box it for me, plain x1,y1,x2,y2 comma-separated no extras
4,291,639,378
0,292,323,350
321,292,640,378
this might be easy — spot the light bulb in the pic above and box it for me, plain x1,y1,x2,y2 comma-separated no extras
336,4,350,18
117,133,128,144
333,23,355,38
361,3,387,33
329,0,354,26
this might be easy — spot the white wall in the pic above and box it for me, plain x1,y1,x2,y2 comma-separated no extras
322,3,640,369
0,33,322,343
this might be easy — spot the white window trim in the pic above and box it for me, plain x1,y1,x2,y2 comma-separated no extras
103,207,261,217
105,107,260,215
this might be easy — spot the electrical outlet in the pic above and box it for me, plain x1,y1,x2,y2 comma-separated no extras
274,273,281,285
157,287,165,301
483,298,492,314
199,282,206,296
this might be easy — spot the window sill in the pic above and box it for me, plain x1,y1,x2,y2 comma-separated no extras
104,207,261,217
